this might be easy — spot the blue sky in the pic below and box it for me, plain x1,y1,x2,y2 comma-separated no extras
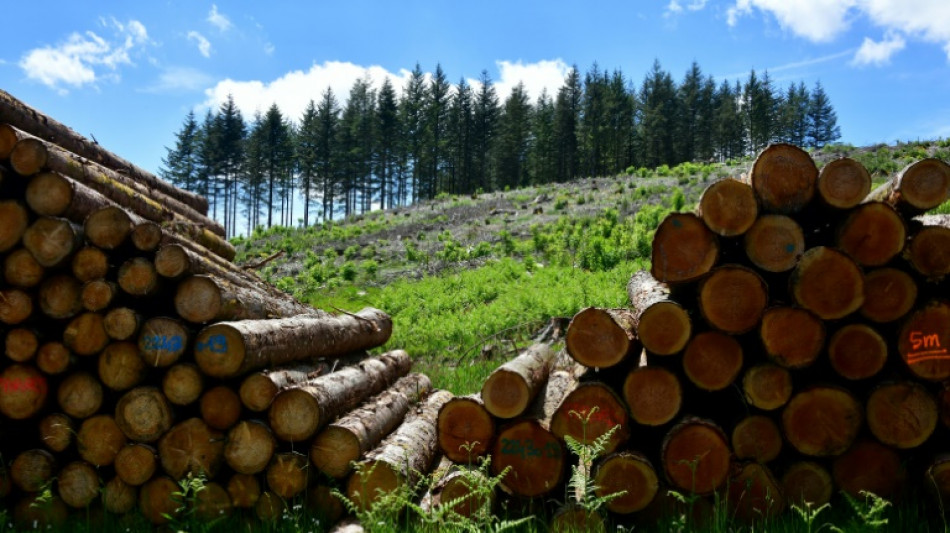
2,1,950,174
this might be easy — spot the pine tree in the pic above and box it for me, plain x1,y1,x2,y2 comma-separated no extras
297,100,320,227
553,66,581,182
495,82,532,189
778,82,810,147
159,111,202,193
472,70,499,193
424,64,451,198
257,104,293,228
243,112,266,233
605,69,636,173
744,69,777,153
448,78,475,194
376,79,400,209
806,81,841,148
400,64,427,203
714,79,746,160
676,62,704,163
316,88,341,222
580,63,609,177
530,89,557,184
639,60,678,167
215,95,247,237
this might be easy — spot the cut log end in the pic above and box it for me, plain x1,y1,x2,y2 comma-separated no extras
743,214,805,272
662,418,732,495
897,300,950,381
225,420,276,475
57,461,100,509
57,371,103,419
782,386,862,457
482,369,531,419
84,206,132,250
71,247,109,283
828,324,888,380
114,443,157,486
115,386,173,443
866,381,938,449
893,158,950,211
118,257,160,296
781,461,833,508
759,307,825,369
790,246,864,320
750,143,818,213
310,426,360,479
832,440,904,500
9,137,47,176
638,302,692,356
742,364,793,411
158,418,225,481
651,213,719,283
551,382,631,455
346,460,401,511
817,157,872,209
837,202,906,267
490,420,565,498
24,217,82,268
861,268,917,323
138,316,189,368
162,363,203,406
727,462,785,523
0,200,29,252
5,248,46,288
593,452,659,514
0,364,47,420
699,265,768,334
174,275,223,324
682,331,744,392
268,388,321,442
194,323,244,377
697,177,758,237
437,396,495,463
566,307,638,368
731,415,782,463
623,366,682,426
39,413,74,452
907,225,950,279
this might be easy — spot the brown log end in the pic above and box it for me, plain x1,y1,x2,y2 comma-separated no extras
195,481,233,521
907,225,950,280
11,449,56,492
63,312,108,356
893,158,950,211
98,341,146,391
482,369,532,419
742,364,792,411
239,373,280,412
638,301,692,356
131,221,163,252
266,451,310,500
115,386,173,442
38,274,82,320
268,388,321,442
118,257,160,296
866,381,938,449
71,246,109,283
750,143,818,213
225,420,276,475
743,214,805,272
9,137,47,176
77,414,127,466
24,217,82,268
254,491,286,521
36,341,72,375
138,316,189,368
790,246,864,320
0,288,33,325
139,475,180,525
104,307,141,341
726,462,785,523
837,202,906,267
699,265,768,334
57,371,102,419
651,213,719,283
155,244,189,278
227,473,262,508
114,443,158,486
927,457,950,509
861,267,917,323
661,417,732,495
623,365,682,426
194,322,245,377
437,396,495,463
81,280,116,312
828,324,888,380
158,417,225,480
832,440,904,500
682,331,744,392
550,505,606,533
440,470,495,518
310,425,361,479
782,386,862,457
897,300,950,381
200,385,242,431
490,419,565,498
781,461,833,508
346,459,401,511
0,200,29,252
25,172,72,216
174,275,222,324
817,157,872,209
83,206,132,250
5,248,45,288
759,307,825,369
13,494,68,530
731,415,782,463
5,327,38,362
593,451,659,514
102,477,138,515
57,461,100,509
697,177,758,237
566,307,639,368
39,413,74,452
162,363,204,406
551,382,631,455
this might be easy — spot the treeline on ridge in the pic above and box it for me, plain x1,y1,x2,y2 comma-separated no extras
160,60,841,237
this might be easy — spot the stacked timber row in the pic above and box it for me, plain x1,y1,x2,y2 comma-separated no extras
435,145,950,528
0,90,451,529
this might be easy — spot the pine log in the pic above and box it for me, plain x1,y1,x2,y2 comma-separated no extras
592,451,659,514
865,158,950,214
224,420,276,475
790,246,864,320
565,307,639,368
114,386,173,442
11,448,56,492
906,220,950,280
36,341,71,375
0,200,28,252
103,307,141,341
861,267,917,323
346,389,453,509
622,363,684,426
227,473,261,508
682,330,743,392
138,475,180,525
726,462,785,523
0,364,48,419
82,204,135,249
437,394,495,464
162,363,204,406
435,467,496,518
742,363,792,411
832,440,904,500
194,308,390,378
817,157,872,209
550,381,631,455
254,492,285,521
102,477,137,515
698,264,769,335
490,421,566,499
114,443,158,486
749,143,818,213
77,414,127,466
4,248,45,288
71,246,109,283
550,505,606,533
312,372,432,479
0,122,21,158
117,257,161,297
57,371,102,419
157,241,271,290
195,481,233,521
268,350,412,442
239,355,364,412
266,451,310,500
200,385,242,430
57,460,100,508
13,494,68,529
482,343,556,418
158,417,225,480
626,270,691,356
782,385,862,457
828,323,888,380
38,274,82,319
26,171,112,220
131,221,163,252
836,201,907,267
731,415,782,463
176,274,317,325
759,306,825,369
897,300,950,381
5,327,38,362
781,461,833,507
63,312,109,356
743,214,805,272
0,92,209,214
696,177,758,237
138,316,190,368
22,216,82,268
0,288,33,326
661,417,732,495
866,381,938,449
81,279,118,312
651,212,719,284
39,413,73,452
97,341,145,391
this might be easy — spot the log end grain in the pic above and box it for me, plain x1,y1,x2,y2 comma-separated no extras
268,388,321,442
39,413,74,453
63,312,108,356
697,177,758,237
566,307,638,368
77,414,127,466
310,426,361,479
593,452,659,514
817,157,872,209
193,322,243,377
84,206,132,250
138,475,179,525
727,462,785,523
861,267,918,323
837,202,907,267
490,419,565,498
638,301,692,356
0,200,29,252
266,452,310,500
743,214,805,272
158,418,225,481
9,137,47,176
682,331,744,392
661,418,731,495
651,213,719,284
227,473,261,508
118,257,160,297
895,158,950,211
98,341,146,391
0,364,48,419
790,246,864,320
481,369,531,419
832,440,904,500
750,143,818,213
731,415,782,463
437,396,495,463
57,461,100,509
742,364,793,411
781,386,862,457
114,443,158,486
0,288,33,325
866,381,938,449
623,366,682,426
346,459,401,511
225,420,276,475
25,172,72,216
828,324,888,380
781,461,833,508
897,300,950,381
71,246,109,283
114,386,172,442
699,265,768,334
759,307,825,369
174,275,223,325
551,382,631,455
200,385,242,430
39,275,81,320
155,244,190,278
907,225,950,279
5,248,45,288
162,363,203,406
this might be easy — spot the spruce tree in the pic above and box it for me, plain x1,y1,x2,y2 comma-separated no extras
448,78,475,194
553,66,582,182
297,100,320,227
160,111,201,193
806,81,841,148
495,82,532,189
376,79,400,209
472,70,499,193
316,88,341,222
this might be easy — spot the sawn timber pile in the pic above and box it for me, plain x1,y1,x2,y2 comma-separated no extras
0,90,452,529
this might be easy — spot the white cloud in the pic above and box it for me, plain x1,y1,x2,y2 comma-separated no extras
143,66,215,93
852,31,906,65
264,42,275,56
188,31,212,58
19,18,149,93
727,0,856,42
667,0,708,14
208,4,233,32
482,59,571,102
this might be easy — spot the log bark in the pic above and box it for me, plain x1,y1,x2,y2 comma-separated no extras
227,473,261,508
71,246,109,283
832,439,904,500
76,414,126,466
114,443,158,486
117,257,161,297
0,200,28,252
175,274,316,325
56,460,100,508
239,354,365,412
726,462,785,523
5,327,38,362
194,308,390,378
593,451,659,514
481,343,556,418
36,341,71,375
661,417,732,495
81,280,117,312
782,385,862,457
266,451,310,500
311,372,432,479
906,220,950,280
114,386,173,442
0,288,33,325
731,415,782,463
437,393,495,464
861,267,917,323
626,270,691,356
551,381,631,455
827,323,888,380
749,143,819,213
138,475,180,525
790,246,865,320
0,364,48,419
224,420,276,475
836,201,907,267
63,312,109,356
817,157,872,209
26,171,113,220
759,306,825,369
696,177,758,237
97,341,145,391
39,413,73,452
743,214,805,272
162,363,203,406
200,385,242,430
157,417,225,480
57,371,102,419
346,389,453,509
651,212,719,283
897,300,950,381
698,264,768,334
138,316,190,368
623,364,682,426
565,307,639,368
742,363,792,411
781,461,833,508
682,330,744,392
103,307,141,341
11,448,56,492
268,350,412,442
22,216,82,268
864,158,950,214
866,381,938,449
38,274,82,319
4,248,45,288
102,477,137,515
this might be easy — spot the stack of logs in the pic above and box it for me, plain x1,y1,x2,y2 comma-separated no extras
0,90,453,529
436,144,950,530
